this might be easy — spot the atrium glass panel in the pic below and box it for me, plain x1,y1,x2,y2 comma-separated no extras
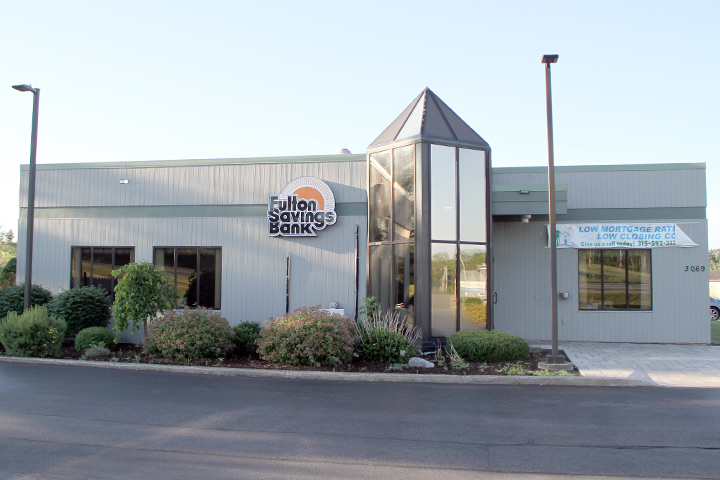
430,145,456,241
628,250,652,310
393,145,415,241
579,250,603,309
431,243,457,337
369,244,393,312
394,243,415,328
459,149,487,242
459,245,488,330
369,151,392,242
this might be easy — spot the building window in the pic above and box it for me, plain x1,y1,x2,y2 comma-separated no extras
154,247,221,309
368,146,416,328
578,249,652,310
70,247,135,300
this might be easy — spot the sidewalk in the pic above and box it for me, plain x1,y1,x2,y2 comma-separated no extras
557,342,720,388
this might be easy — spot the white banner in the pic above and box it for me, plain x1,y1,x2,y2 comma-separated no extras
548,223,697,249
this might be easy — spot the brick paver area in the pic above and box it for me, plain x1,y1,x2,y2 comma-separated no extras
559,342,720,388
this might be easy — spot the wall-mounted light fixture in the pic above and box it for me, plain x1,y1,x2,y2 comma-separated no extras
120,179,129,184
519,189,530,194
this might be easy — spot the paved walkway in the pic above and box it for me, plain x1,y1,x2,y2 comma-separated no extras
557,342,720,388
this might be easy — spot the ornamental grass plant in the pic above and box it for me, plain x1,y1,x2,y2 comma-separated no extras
144,308,235,363
256,307,357,367
355,310,420,363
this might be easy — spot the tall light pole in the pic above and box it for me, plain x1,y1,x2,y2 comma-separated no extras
541,55,565,366
12,84,40,311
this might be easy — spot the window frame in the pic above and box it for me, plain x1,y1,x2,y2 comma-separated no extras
70,246,135,301
578,248,652,311
153,246,222,310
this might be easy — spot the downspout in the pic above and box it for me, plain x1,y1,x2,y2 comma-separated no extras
354,225,359,320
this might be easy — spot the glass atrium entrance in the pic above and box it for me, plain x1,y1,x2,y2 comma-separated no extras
367,88,492,341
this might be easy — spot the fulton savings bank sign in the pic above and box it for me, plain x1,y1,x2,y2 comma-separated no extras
268,177,337,237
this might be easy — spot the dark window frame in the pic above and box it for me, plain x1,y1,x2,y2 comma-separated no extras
153,246,222,310
70,246,135,301
578,249,653,311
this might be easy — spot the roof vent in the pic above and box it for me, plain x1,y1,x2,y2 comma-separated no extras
336,148,352,154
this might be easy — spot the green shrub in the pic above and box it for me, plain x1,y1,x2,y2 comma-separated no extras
0,305,66,357
82,344,111,360
0,283,53,319
48,286,112,337
256,306,358,367
144,308,235,363
112,261,177,338
75,326,116,352
233,321,262,357
446,330,529,363
0,257,16,288
358,329,415,363
356,310,419,363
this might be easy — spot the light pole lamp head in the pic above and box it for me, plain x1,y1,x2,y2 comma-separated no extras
12,84,38,94
542,54,559,64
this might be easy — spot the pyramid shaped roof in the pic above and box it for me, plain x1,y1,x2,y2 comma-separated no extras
368,88,490,150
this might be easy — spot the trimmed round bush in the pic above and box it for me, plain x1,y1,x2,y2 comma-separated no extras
0,283,53,320
233,321,261,357
0,305,66,357
256,306,358,367
75,326,116,352
446,330,529,363
144,308,235,363
357,329,415,364
48,286,112,337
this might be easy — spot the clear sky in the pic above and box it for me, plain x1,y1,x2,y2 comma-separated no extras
2,1,718,246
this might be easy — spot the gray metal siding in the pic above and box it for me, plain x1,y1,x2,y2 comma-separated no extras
16,158,368,340
493,220,709,344
20,161,367,208
17,216,367,327
492,168,706,210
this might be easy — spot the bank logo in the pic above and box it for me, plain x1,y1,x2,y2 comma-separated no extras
267,177,337,237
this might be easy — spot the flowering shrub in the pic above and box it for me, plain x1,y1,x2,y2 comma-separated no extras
0,305,66,357
356,310,419,363
144,308,235,363
256,307,358,367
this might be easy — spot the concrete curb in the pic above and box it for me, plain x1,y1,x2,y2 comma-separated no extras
0,356,650,387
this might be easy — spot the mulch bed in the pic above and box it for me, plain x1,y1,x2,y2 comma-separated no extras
47,342,577,376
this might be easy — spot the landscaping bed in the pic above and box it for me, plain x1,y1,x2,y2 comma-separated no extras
37,341,577,376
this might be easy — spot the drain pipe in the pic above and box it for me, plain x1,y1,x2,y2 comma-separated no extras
285,252,291,314
354,225,359,320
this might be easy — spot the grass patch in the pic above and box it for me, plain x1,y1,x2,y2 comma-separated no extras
712,321,720,346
